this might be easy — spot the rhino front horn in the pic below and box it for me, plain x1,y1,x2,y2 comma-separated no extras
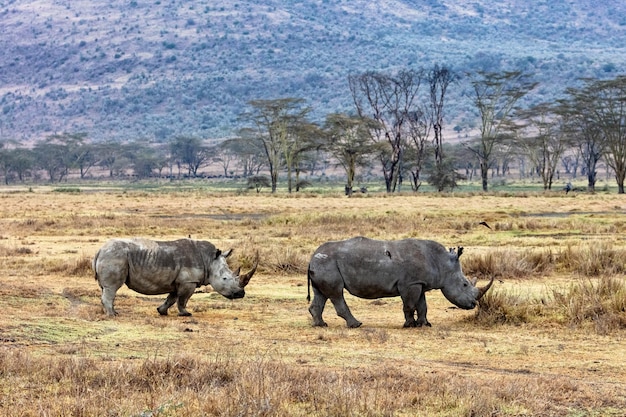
239,254,259,287
476,276,495,300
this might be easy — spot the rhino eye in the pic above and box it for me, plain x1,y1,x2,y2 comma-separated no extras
463,282,468,287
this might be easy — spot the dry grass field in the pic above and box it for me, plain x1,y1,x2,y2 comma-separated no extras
0,184,625,416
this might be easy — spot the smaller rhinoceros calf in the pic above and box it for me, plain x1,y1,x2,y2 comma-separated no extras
93,238,257,316
306,237,493,328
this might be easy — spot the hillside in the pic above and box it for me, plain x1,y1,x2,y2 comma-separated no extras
1,0,626,142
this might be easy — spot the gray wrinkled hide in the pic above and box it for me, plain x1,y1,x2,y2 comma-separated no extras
93,238,245,316
307,236,485,328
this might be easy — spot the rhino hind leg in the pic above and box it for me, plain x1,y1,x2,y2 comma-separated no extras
101,287,119,316
157,292,178,316
308,288,328,327
330,296,362,328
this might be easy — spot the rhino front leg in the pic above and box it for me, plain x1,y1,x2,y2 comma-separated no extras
308,287,329,327
400,284,427,328
415,290,431,327
175,284,196,316
330,295,362,328
157,292,178,316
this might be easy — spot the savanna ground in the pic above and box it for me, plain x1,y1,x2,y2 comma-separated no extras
0,181,625,416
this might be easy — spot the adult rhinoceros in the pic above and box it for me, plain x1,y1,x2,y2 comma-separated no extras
306,237,493,328
93,238,257,316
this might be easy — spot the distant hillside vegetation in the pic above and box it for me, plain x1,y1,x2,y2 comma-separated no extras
1,0,625,142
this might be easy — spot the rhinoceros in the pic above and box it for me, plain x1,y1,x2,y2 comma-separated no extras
306,237,493,328
93,238,257,316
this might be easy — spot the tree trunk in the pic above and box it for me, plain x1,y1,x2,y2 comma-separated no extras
480,160,489,191
271,170,278,193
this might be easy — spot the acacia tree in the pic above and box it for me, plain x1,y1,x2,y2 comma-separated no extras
290,121,323,192
221,137,265,177
517,103,572,190
559,91,606,192
324,113,379,195
279,111,319,193
33,135,78,182
241,98,310,193
349,69,423,192
4,147,34,183
467,70,537,191
581,76,626,194
211,142,237,177
170,136,210,177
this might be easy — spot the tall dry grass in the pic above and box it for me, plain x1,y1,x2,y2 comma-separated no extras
475,276,626,334
1,347,622,417
463,242,626,279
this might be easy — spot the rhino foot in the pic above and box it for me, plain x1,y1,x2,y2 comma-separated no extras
178,311,192,317
416,321,432,328
347,321,362,328
312,321,328,327
403,321,417,328
157,307,168,316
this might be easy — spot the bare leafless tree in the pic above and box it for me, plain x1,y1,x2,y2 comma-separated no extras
428,64,458,170
349,69,423,192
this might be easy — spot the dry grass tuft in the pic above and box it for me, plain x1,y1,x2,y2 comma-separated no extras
0,243,34,256
473,288,544,326
265,247,309,275
464,248,555,279
556,242,626,276
465,243,626,279
552,276,626,334
473,276,626,334
43,256,94,277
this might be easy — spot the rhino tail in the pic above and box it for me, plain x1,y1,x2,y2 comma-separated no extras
307,267,311,302
92,249,100,281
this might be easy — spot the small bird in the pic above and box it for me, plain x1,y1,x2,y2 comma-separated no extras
479,221,492,230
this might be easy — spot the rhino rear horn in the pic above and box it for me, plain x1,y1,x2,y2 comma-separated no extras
239,252,259,287
476,276,495,300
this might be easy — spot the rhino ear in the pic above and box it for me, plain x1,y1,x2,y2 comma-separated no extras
457,246,464,259
215,249,222,259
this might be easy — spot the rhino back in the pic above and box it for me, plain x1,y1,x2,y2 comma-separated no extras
314,237,445,298
100,238,209,295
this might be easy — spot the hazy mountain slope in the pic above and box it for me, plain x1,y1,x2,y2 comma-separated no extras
1,0,625,142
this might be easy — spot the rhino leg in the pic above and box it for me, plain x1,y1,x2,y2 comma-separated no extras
308,287,328,327
330,295,362,328
157,292,178,316
415,290,431,327
101,287,119,316
401,284,431,328
175,284,196,316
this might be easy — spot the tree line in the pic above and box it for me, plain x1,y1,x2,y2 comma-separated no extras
1,68,626,194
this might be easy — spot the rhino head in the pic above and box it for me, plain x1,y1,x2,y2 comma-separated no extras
440,246,494,310
209,249,258,299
